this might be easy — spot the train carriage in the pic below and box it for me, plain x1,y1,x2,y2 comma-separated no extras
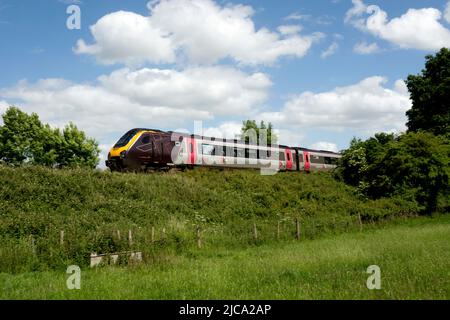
106,128,341,172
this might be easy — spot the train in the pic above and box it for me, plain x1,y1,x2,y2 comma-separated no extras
105,128,341,172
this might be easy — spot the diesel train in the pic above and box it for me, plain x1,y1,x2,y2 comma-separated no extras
105,128,341,172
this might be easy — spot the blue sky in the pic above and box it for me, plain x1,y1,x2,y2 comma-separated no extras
1,0,450,165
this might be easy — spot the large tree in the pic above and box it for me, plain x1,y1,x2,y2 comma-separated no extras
405,48,450,136
0,106,100,168
241,120,277,145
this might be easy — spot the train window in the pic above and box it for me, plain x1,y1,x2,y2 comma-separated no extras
325,157,338,165
234,147,245,158
298,153,303,162
279,151,285,161
245,148,257,159
287,153,291,161
142,135,150,144
311,155,325,164
114,129,139,148
223,146,233,157
202,144,215,155
267,149,271,158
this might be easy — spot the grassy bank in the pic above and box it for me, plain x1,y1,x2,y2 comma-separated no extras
1,215,449,299
0,165,420,273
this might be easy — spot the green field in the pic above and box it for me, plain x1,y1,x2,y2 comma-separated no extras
1,215,449,299
0,165,448,299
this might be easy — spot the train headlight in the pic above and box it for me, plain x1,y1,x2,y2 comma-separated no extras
120,150,126,159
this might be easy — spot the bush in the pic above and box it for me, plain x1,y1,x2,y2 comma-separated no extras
336,132,449,214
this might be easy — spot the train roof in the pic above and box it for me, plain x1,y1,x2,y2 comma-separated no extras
129,128,340,155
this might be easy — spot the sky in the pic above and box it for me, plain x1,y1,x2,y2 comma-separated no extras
1,0,450,166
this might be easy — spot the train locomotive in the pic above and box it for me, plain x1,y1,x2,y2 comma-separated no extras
106,128,341,172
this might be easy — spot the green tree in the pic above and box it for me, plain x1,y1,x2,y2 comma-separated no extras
369,132,449,213
336,132,449,214
406,48,450,136
0,106,100,168
241,120,278,145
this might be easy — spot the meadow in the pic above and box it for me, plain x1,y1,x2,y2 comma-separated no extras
0,164,447,299
1,215,449,299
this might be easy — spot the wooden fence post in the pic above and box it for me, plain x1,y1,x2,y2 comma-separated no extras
358,213,363,231
197,226,202,249
128,229,133,247
60,230,64,247
296,218,301,240
151,227,155,243
30,235,36,255
277,221,280,240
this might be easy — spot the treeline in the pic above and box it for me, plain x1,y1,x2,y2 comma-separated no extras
0,107,99,168
335,48,450,214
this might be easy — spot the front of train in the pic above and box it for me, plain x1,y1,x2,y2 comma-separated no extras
105,128,142,171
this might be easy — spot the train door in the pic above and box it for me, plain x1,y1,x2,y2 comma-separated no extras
303,151,311,172
186,136,197,165
152,135,163,162
136,134,152,162
285,149,293,171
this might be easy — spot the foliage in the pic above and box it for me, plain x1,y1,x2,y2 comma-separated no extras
0,106,100,168
241,120,277,145
336,131,449,214
406,47,450,136
0,166,418,273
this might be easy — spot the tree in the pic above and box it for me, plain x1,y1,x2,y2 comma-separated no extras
0,106,100,168
335,133,394,187
241,120,278,145
406,48,450,136
336,131,449,214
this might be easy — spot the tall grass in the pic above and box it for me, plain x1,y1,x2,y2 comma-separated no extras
0,165,421,273
1,215,449,299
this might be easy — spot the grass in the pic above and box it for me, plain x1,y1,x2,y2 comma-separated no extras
0,165,420,273
1,215,449,299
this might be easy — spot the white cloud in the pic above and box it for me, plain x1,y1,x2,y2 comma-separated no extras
310,141,339,152
277,25,302,35
445,1,450,24
0,100,9,124
353,41,379,54
321,41,339,59
284,12,334,26
0,66,271,141
260,76,411,134
284,13,310,21
74,11,175,66
75,0,323,66
346,0,450,51
203,121,243,139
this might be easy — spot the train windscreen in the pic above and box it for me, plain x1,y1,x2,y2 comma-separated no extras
114,129,140,148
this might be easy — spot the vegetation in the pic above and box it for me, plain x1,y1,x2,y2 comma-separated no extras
0,106,100,168
241,120,277,145
335,132,449,214
406,48,450,136
335,49,450,215
0,165,420,274
1,214,449,299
